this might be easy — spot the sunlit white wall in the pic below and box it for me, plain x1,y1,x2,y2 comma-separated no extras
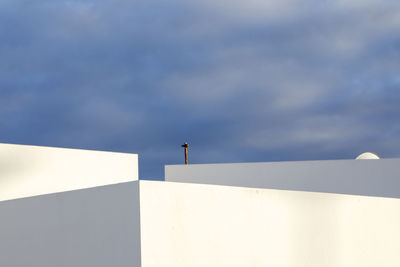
140,180,400,267
0,143,138,201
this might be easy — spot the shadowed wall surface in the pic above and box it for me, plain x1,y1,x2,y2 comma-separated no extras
0,182,141,267
166,158,400,198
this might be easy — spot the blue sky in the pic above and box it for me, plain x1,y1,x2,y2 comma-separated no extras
1,0,400,179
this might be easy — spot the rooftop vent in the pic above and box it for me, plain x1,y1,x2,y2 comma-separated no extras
355,152,380,160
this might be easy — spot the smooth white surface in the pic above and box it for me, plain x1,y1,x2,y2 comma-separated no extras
356,152,380,159
140,180,400,267
165,158,400,198
0,181,141,267
0,143,138,201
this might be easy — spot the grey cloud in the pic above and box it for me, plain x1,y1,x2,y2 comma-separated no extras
1,0,400,179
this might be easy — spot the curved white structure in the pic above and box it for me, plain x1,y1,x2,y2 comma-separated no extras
356,152,380,159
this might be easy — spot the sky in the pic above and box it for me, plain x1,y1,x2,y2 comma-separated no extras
1,0,400,179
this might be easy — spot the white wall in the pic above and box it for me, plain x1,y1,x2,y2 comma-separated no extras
0,143,138,201
165,158,400,198
0,181,141,267
2,176,399,267
140,180,400,267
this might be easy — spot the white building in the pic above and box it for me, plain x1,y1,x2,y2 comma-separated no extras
0,143,399,267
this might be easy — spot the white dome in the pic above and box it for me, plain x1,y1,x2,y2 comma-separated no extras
355,152,380,160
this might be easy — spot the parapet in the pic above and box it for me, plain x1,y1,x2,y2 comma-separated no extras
0,143,138,201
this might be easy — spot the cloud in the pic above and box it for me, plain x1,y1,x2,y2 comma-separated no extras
1,0,400,179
